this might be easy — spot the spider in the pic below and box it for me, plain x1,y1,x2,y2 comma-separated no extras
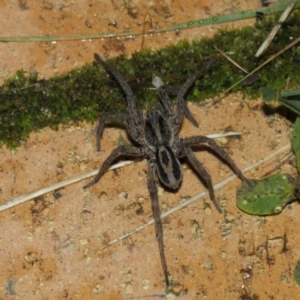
83,53,248,288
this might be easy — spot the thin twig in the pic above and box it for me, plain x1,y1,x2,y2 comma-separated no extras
214,46,248,74
0,160,133,212
255,2,296,57
97,144,291,250
207,36,300,108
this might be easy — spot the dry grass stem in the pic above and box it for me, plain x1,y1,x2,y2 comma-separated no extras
214,46,248,73
208,33,300,108
255,2,296,57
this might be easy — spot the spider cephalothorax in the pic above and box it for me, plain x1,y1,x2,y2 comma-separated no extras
144,107,183,189
84,53,248,288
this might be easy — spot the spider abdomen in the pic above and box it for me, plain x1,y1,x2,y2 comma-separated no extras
156,145,183,189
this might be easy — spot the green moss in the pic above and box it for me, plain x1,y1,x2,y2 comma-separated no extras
1,11,300,149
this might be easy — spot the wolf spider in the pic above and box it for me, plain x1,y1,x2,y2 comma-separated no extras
83,53,248,288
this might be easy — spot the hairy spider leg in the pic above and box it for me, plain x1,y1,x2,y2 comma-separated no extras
183,135,247,181
181,135,248,211
94,54,142,123
83,145,144,189
183,145,222,213
148,161,170,287
174,59,214,132
158,85,199,128
156,87,175,118
96,113,129,151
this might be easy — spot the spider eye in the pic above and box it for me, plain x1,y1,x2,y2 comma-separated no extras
156,146,182,189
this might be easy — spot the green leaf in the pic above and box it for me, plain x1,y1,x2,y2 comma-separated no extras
292,117,300,173
279,89,300,115
260,87,277,103
236,174,296,215
294,260,300,286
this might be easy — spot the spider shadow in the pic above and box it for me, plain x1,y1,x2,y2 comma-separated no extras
261,103,298,123
96,119,126,131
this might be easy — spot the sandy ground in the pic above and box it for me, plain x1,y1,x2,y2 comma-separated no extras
1,1,300,300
